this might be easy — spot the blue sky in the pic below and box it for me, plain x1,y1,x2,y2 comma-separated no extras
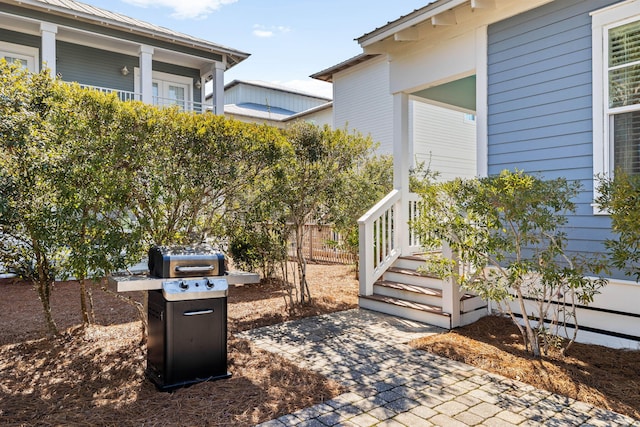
77,0,430,97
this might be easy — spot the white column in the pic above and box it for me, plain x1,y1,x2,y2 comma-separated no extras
393,92,411,254
476,25,489,177
40,22,57,77
213,61,225,115
139,45,154,104
198,74,207,112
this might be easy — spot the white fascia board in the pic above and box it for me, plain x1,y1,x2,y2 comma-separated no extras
359,0,468,48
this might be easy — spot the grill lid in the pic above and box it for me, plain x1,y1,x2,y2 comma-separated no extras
148,244,226,278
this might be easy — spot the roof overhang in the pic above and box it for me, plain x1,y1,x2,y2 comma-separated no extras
357,0,467,48
310,54,379,82
0,0,250,69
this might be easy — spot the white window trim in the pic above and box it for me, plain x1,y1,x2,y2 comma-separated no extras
0,41,39,72
591,0,640,215
133,68,194,108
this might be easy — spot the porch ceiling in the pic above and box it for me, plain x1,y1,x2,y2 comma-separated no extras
411,75,476,112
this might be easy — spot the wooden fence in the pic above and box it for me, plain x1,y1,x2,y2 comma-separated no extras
288,224,356,264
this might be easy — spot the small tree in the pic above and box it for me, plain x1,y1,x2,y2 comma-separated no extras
50,84,145,325
414,170,607,356
597,170,640,281
326,154,393,277
0,62,63,335
274,122,373,304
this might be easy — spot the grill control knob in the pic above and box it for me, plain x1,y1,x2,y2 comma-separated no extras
206,279,214,289
179,281,188,290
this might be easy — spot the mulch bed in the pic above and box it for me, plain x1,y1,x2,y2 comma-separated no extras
2,264,639,425
0,264,358,427
411,315,640,420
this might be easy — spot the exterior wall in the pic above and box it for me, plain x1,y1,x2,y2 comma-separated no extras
333,56,394,154
332,56,476,177
225,83,327,114
55,42,202,103
487,0,640,347
412,101,477,181
293,107,333,128
487,0,620,260
0,28,39,50
57,41,138,92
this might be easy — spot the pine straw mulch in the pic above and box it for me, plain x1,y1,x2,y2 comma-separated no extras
0,263,358,427
2,263,640,425
410,315,640,420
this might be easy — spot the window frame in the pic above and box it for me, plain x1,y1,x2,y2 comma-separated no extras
591,0,640,214
0,41,39,72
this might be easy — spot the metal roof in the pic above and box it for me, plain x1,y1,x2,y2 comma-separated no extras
224,79,332,101
310,54,380,82
3,0,250,67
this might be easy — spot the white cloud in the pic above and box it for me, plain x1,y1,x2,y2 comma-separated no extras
252,24,292,38
253,29,273,38
122,0,237,19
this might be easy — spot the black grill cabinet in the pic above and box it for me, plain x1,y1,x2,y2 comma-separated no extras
145,245,231,391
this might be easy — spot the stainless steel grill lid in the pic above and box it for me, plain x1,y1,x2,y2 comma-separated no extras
148,244,226,278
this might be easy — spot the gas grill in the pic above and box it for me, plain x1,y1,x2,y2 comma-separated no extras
110,244,231,391
144,245,231,391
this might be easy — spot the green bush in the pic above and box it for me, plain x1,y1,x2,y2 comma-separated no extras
597,170,640,281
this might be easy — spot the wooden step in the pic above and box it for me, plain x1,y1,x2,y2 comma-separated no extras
374,280,443,306
359,294,451,329
386,266,438,278
375,280,442,297
384,266,444,289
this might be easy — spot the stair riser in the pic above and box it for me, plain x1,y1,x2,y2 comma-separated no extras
461,296,487,313
460,308,488,326
394,258,431,271
359,297,451,329
373,285,443,307
383,271,444,289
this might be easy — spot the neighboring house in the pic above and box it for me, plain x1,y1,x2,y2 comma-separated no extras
0,0,249,114
312,53,477,181
216,79,332,128
352,0,640,348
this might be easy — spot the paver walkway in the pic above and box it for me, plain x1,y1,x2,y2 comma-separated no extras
239,309,639,427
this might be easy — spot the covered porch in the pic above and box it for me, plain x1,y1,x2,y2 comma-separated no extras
355,0,504,328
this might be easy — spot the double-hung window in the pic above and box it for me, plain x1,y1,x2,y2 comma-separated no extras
592,1,640,212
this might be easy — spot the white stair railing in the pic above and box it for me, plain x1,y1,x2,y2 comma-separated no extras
358,190,402,296
359,190,472,327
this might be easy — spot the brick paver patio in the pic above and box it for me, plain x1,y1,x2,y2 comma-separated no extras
239,309,639,427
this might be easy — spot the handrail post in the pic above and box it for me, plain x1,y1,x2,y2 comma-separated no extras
359,219,373,296
441,241,461,328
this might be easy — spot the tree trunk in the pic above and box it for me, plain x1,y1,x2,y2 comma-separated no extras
33,241,58,336
80,278,90,325
295,223,311,304
516,288,541,357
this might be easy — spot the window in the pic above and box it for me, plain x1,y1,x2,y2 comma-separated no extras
608,19,640,175
0,41,38,72
592,1,640,212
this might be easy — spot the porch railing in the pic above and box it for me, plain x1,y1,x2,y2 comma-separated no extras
78,84,212,113
153,96,211,114
78,84,139,102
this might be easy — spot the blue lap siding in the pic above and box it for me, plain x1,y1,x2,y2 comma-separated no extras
487,0,626,276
